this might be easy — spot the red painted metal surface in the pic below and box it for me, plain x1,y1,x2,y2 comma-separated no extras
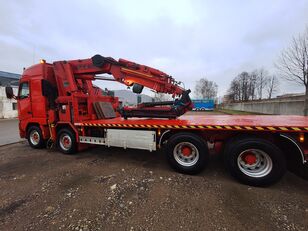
75,115,308,130
17,55,190,139
57,55,185,96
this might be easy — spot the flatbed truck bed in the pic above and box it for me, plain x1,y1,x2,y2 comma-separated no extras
75,115,308,133
72,114,308,186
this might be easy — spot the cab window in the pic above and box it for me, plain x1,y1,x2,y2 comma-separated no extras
19,82,29,99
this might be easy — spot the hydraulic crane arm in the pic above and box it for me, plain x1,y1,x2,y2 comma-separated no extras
53,54,192,119
61,54,185,96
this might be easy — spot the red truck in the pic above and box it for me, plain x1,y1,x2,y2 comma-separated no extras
5,54,308,186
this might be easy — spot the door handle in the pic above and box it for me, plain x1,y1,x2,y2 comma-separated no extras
27,111,32,114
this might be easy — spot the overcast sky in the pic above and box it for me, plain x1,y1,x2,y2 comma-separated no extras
0,0,307,97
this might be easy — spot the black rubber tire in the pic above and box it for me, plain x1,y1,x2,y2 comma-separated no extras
165,132,209,174
27,126,45,149
224,137,286,186
56,128,77,154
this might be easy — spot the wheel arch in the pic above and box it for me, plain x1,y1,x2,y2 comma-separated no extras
158,129,206,148
26,123,45,138
276,134,305,164
55,122,79,139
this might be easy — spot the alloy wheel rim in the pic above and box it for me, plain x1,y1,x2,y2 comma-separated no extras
60,134,72,151
30,130,40,145
237,149,273,178
173,142,199,167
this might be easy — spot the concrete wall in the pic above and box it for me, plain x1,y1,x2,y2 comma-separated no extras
0,86,18,118
223,96,305,115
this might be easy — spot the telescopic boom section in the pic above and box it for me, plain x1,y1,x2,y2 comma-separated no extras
62,54,185,96
93,54,186,96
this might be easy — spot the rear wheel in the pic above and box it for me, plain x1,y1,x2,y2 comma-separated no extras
27,126,45,149
165,133,209,174
57,128,77,154
224,137,286,186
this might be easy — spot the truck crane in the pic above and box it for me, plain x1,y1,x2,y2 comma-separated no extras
52,54,192,119
6,54,308,186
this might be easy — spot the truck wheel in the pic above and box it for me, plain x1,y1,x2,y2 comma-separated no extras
165,133,209,174
57,128,77,154
27,126,45,149
224,137,286,186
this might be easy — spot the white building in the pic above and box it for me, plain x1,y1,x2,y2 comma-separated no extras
0,71,20,119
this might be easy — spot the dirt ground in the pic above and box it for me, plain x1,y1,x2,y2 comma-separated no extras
0,141,308,231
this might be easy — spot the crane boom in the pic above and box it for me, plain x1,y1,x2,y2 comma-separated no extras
52,54,192,119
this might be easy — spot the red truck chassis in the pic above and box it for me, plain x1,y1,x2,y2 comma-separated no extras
6,55,308,186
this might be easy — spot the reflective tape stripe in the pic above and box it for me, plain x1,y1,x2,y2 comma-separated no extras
76,123,307,132
267,127,276,131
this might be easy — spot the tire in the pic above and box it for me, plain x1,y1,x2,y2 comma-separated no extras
165,133,209,174
57,128,77,154
27,125,45,149
224,137,286,186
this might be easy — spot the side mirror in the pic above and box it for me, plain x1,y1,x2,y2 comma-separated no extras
5,86,15,99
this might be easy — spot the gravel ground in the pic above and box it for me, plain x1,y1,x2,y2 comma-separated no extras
0,141,308,231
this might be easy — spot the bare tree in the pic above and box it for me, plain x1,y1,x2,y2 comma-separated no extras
248,71,258,100
227,71,257,101
194,78,218,99
239,72,251,101
228,78,241,101
266,75,279,99
276,27,308,115
228,69,278,102
254,68,269,100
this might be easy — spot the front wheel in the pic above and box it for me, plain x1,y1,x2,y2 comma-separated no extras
27,125,45,149
57,128,77,154
224,137,286,186
165,133,209,174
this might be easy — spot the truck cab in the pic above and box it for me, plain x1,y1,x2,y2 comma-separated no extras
9,63,52,139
